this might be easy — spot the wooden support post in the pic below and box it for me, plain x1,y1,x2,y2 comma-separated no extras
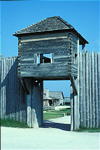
26,78,32,127
70,75,77,95
73,38,79,130
31,80,43,128
70,85,73,131
27,91,32,127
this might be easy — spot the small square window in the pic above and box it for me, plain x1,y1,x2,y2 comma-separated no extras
37,53,53,64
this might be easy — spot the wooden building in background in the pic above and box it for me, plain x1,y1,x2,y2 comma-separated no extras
43,89,64,107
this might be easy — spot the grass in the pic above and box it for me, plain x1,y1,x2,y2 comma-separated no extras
0,118,29,128
76,127,100,132
43,108,71,120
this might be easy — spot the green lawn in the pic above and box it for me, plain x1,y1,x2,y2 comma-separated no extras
0,118,29,128
43,108,71,120
0,108,70,128
76,127,100,132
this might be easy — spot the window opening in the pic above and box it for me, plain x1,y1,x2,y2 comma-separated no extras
37,53,53,64
42,54,51,63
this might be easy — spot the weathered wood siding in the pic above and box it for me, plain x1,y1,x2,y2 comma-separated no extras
0,56,27,123
18,32,77,79
79,52,100,128
71,51,100,130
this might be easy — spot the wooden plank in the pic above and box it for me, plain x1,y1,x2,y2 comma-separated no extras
82,52,86,127
20,31,69,41
85,52,89,128
94,53,99,128
76,38,79,129
88,53,92,128
20,38,72,51
18,55,35,61
91,52,95,128
97,53,100,127
79,52,83,127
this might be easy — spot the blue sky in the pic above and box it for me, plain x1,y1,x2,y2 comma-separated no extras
0,1,100,96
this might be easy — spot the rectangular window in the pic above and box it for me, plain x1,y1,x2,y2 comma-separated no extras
36,53,54,64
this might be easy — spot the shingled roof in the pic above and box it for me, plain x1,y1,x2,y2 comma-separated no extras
13,16,88,44
49,91,64,100
13,16,74,36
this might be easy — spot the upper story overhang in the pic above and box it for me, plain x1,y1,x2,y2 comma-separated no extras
13,16,89,45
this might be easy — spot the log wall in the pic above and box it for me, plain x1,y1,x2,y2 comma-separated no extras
79,52,100,128
0,56,27,123
18,32,77,79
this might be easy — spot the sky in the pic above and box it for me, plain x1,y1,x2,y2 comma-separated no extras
0,0,100,96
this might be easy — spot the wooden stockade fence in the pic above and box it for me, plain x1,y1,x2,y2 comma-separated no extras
0,52,100,129
0,56,26,123
72,52,100,129
71,52,100,130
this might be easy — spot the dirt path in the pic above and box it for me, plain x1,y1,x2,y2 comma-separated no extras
1,116,100,150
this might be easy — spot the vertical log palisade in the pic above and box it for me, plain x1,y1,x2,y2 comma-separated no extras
0,16,100,130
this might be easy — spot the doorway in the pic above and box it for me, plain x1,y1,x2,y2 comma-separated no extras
43,80,71,131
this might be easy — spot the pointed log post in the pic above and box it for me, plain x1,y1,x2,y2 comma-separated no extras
85,52,89,128
91,52,95,128
82,52,86,127
88,53,92,128
74,38,79,130
97,53,100,127
79,52,83,127
94,53,99,128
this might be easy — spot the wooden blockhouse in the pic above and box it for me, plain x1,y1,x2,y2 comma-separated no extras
12,16,89,128
13,16,88,95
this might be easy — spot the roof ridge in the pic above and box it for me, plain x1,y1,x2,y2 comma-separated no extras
50,91,62,93
56,16,74,29
13,16,73,35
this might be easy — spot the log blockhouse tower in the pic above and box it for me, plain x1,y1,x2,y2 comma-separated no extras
13,16,88,129
13,16,88,94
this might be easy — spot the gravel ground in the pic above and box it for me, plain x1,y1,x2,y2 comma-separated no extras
1,116,100,150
